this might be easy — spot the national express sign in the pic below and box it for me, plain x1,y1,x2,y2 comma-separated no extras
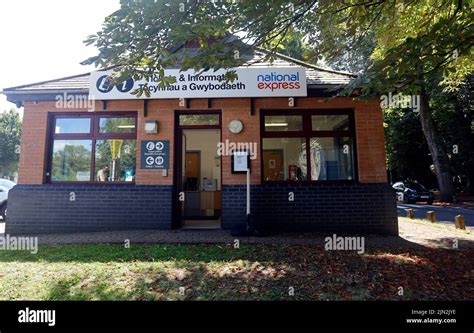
89,67,307,100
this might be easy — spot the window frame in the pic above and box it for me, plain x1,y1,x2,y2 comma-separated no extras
47,112,137,184
260,109,358,183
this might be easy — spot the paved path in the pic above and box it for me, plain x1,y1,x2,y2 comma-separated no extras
1,221,472,249
397,203,474,229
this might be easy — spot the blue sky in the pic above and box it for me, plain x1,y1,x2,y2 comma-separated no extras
0,0,120,113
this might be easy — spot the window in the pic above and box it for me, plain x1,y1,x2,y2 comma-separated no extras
99,117,136,133
309,137,354,180
262,110,355,182
179,114,220,126
55,118,91,134
311,115,350,131
95,139,136,182
264,115,303,132
52,140,92,181
262,138,307,181
49,113,137,182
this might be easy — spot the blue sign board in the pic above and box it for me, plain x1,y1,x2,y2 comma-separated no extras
141,140,170,169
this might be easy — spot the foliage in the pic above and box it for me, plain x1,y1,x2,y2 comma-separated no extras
384,74,474,193
84,1,473,94
0,109,22,178
430,75,474,193
269,28,312,61
384,76,474,194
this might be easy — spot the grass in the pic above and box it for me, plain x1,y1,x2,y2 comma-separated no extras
0,244,285,301
0,243,473,301
399,217,472,235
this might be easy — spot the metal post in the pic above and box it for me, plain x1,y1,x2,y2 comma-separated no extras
246,168,250,217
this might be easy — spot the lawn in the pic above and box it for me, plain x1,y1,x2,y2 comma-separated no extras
0,243,472,301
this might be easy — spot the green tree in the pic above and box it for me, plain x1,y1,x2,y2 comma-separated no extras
84,0,473,201
0,109,22,179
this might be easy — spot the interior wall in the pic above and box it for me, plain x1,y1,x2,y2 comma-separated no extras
184,129,221,190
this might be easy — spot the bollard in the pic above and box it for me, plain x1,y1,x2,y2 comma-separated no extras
407,209,415,219
427,211,436,223
455,215,466,230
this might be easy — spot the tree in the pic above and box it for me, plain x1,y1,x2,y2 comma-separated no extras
430,74,474,194
270,28,311,61
0,109,22,179
84,0,473,201
384,107,436,187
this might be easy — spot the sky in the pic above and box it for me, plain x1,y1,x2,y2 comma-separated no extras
0,0,120,114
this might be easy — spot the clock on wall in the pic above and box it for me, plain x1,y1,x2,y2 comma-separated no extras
229,119,244,134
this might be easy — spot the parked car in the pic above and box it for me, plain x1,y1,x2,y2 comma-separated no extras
0,180,16,220
393,181,434,205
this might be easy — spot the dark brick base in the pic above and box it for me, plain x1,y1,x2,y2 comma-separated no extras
222,183,398,235
6,184,173,235
6,183,398,236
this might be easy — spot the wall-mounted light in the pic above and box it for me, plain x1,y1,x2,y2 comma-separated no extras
144,120,159,134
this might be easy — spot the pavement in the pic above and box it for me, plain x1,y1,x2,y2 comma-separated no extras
0,220,472,249
397,203,474,229
1,204,473,249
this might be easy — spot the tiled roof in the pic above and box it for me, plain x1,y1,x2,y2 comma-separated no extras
2,50,355,94
3,73,91,93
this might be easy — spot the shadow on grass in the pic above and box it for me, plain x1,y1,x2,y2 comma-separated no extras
47,275,135,301
34,245,474,301
44,264,292,301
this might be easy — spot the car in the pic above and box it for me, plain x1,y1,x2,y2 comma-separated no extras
393,181,434,205
0,180,16,220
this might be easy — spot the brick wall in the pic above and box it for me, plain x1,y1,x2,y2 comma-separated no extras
18,97,386,186
222,183,398,235
6,184,173,234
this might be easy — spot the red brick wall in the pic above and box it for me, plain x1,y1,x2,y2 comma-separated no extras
18,97,387,185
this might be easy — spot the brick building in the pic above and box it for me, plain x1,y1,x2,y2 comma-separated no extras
2,50,398,235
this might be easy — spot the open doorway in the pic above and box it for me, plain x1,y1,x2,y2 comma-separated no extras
175,113,222,229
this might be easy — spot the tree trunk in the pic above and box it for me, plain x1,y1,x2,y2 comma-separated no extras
418,87,455,202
